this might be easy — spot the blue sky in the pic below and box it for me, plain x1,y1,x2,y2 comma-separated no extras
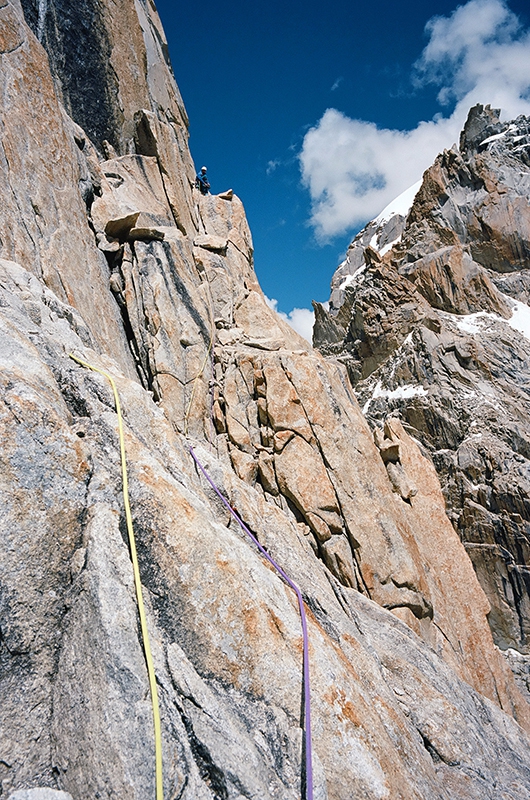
155,0,530,326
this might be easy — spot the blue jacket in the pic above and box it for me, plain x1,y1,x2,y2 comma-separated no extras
196,171,210,194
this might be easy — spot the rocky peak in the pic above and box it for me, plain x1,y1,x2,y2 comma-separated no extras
459,102,504,154
315,103,530,681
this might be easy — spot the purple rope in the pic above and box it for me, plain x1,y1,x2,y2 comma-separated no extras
209,339,216,449
189,445,314,800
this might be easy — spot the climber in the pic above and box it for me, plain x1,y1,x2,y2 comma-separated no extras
196,166,210,195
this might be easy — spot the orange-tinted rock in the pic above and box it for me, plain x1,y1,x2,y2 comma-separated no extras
1,10,529,800
0,5,135,374
400,245,511,316
316,105,530,664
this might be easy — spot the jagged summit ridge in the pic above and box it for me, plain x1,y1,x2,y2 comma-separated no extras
328,179,424,312
326,104,530,315
1,5,530,799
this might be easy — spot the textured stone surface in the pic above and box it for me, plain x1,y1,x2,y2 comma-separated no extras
2,10,530,800
315,105,530,666
0,2,134,374
1,273,529,797
8,791,73,800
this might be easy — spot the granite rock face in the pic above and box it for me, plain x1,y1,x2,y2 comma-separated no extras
8,792,73,800
1,7,530,799
315,104,530,668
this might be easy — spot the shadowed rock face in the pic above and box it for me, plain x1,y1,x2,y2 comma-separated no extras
315,105,530,676
20,0,188,156
21,0,122,151
2,7,530,799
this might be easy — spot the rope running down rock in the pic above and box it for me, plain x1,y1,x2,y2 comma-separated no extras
69,353,164,800
188,444,314,800
182,293,314,799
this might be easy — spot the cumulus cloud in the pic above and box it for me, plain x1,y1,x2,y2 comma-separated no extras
415,0,530,107
265,296,315,343
300,110,457,238
300,0,530,240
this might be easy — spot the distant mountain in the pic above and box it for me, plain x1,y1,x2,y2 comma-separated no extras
315,104,530,695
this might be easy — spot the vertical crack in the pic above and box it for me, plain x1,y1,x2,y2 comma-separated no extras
37,0,48,42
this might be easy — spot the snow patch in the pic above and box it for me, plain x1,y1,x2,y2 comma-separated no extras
339,275,355,291
479,131,508,146
479,124,517,147
379,237,401,256
374,180,423,225
452,297,530,341
506,298,530,341
363,381,427,414
503,647,529,660
374,383,428,401
339,265,366,290
453,310,498,333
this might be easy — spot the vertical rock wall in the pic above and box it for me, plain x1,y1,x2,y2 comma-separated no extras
1,7,530,800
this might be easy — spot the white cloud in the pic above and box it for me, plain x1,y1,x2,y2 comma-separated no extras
300,0,530,240
331,77,344,91
266,159,281,174
415,0,530,108
265,296,315,343
300,110,457,238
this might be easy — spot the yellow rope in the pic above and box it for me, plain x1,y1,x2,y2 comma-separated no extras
69,353,163,800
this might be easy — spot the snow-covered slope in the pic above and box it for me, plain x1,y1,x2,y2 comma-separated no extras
329,180,422,310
